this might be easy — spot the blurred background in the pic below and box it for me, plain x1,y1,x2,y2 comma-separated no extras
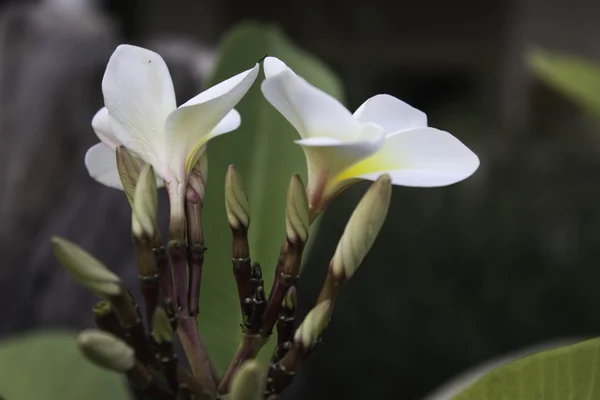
2,0,600,399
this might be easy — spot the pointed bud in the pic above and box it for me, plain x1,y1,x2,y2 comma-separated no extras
116,146,142,207
51,237,122,298
186,149,208,204
285,175,309,244
331,174,392,280
294,300,331,349
151,307,173,344
225,165,250,230
282,286,297,312
77,329,135,373
132,164,158,240
230,360,264,400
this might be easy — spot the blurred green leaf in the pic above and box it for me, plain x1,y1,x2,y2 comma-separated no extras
199,22,344,373
0,332,130,400
454,338,600,399
529,50,600,119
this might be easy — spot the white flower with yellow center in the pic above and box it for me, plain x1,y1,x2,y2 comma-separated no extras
260,57,479,217
85,44,259,228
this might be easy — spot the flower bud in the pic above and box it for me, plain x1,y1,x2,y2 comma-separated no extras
77,329,135,373
51,236,122,298
225,165,250,230
331,174,392,280
186,149,208,204
151,307,173,344
230,360,264,400
282,286,297,312
132,164,158,240
285,175,309,244
294,300,332,349
116,146,142,207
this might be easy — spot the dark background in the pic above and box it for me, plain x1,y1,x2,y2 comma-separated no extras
2,0,600,399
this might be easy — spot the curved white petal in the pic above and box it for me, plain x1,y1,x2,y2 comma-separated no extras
164,64,259,175
353,94,427,134
213,109,241,136
340,127,479,187
261,57,361,141
296,123,385,208
84,143,123,190
91,107,120,150
102,44,176,173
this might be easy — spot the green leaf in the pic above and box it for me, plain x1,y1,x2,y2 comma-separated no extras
0,331,131,400
199,22,344,373
453,338,600,399
528,50,600,120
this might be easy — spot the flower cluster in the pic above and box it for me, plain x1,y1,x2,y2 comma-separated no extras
52,44,480,400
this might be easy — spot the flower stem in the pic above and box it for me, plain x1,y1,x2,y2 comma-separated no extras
186,200,205,317
168,240,189,313
177,316,217,397
154,246,175,302
135,236,160,326
217,333,268,394
261,240,302,336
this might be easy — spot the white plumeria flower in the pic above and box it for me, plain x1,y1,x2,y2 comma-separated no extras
260,57,479,217
85,44,259,221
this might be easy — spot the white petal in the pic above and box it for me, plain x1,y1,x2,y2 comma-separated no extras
296,123,385,206
164,64,259,175
353,94,427,134
212,109,241,136
91,107,120,150
84,143,123,190
102,44,177,173
263,56,289,77
349,128,479,187
261,59,361,141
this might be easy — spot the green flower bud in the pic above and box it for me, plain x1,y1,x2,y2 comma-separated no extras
132,164,158,240
77,329,135,373
294,300,332,349
151,307,173,344
285,175,309,244
51,237,122,298
116,146,142,207
225,165,250,230
230,360,264,400
186,149,208,204
331,174,392,280
282,286,297,311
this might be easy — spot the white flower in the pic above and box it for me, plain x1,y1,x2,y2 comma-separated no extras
85,44,259,202
260,57,479,216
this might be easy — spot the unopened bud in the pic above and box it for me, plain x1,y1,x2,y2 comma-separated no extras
51,237,122,298
230,360,264,400
151,307,173,344
116,146,142,207
132,164,158,240
186,149,208,204
282,286,297,311
77,329,135,373
294,300,331,349
225,165,250,230
331,174,392,280
285,174,309,244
